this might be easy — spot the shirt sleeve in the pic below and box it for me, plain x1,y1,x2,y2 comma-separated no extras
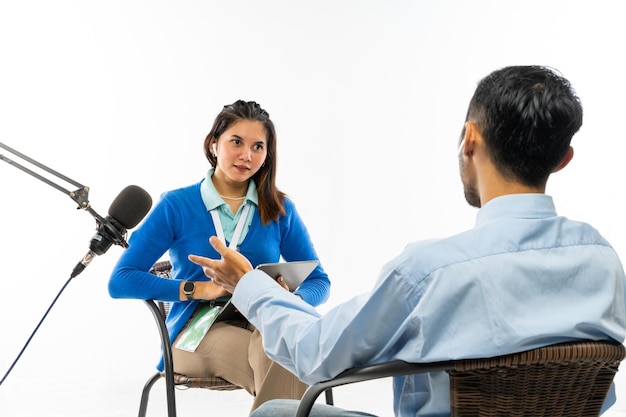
232,261,421,385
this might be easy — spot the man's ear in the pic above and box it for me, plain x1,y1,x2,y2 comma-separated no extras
462,121,481,156
552,146,574,173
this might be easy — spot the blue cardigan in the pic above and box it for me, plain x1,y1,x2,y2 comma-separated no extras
108,181,330,369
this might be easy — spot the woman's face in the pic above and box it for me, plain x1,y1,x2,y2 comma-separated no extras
213,119,268,186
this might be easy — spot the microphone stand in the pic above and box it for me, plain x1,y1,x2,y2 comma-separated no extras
0,141,113,224
0,141,126,266
0,141,118,386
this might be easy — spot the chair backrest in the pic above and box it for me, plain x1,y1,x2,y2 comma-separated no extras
448,340,625,417
295,340,625,417
149,260,174,317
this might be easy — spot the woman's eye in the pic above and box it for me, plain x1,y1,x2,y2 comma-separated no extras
254,144,264,151
232,139,241,145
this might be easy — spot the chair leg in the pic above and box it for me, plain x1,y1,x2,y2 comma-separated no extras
138,372,163,417
138,371,177,417
324,388,334,406
142,300,178,417
164,370,177,417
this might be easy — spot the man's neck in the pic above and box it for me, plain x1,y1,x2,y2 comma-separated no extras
480,180,546,207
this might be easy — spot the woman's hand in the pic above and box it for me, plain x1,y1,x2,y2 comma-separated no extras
275,276,302,299
178,279,229,301
275,275,289,291
195,280,230,300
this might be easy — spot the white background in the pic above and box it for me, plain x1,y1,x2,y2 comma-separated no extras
1,1,625,416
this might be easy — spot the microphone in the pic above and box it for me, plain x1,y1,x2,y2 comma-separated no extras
70,185,152,278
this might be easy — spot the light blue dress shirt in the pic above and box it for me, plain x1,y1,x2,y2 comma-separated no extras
233,194,626,416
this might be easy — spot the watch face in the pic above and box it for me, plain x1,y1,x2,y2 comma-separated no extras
184,281,195,293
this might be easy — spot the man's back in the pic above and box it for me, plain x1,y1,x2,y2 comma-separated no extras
389,194,626,415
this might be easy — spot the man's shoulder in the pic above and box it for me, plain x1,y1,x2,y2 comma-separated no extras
396,215,618,279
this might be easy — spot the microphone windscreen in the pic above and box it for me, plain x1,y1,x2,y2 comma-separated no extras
108,185,153,229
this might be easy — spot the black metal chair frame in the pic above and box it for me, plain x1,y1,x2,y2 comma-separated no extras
138,299,178,417
295,340,626,417
137,261,333,417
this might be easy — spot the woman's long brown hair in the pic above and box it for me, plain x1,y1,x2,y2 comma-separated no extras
204,100,286,225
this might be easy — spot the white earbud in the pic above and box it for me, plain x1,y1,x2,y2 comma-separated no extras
212,143,217,156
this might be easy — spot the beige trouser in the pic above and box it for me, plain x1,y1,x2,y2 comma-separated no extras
172,319,308,414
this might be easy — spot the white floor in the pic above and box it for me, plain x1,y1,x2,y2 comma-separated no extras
0,375,391,417
1,371,625,417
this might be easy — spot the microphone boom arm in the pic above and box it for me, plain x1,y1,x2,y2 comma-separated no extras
0,141,91,210
0,141,151,387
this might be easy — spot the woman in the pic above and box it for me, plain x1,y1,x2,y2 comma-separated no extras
108,100,330,413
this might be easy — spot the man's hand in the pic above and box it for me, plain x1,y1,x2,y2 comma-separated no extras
188,236,253,293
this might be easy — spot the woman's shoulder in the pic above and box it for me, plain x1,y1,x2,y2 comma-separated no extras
279,194,299,214
155,181,203,211
161,181,202,199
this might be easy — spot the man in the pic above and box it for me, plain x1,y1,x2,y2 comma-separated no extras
189,66,626,416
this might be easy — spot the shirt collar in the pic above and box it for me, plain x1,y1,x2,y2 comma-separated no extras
475,194,557,228
200,168,259,211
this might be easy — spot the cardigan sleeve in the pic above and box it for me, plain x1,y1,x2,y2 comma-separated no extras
278,198,331,307
108,193,183,301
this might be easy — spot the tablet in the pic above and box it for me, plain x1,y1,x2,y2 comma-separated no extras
214,260,320,325
256,260,320,292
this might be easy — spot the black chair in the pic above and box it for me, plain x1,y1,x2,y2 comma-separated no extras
295,340,625,417
138,260,333,417
138,260,241,417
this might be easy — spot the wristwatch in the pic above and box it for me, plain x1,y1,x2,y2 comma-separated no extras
183,281,196,300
